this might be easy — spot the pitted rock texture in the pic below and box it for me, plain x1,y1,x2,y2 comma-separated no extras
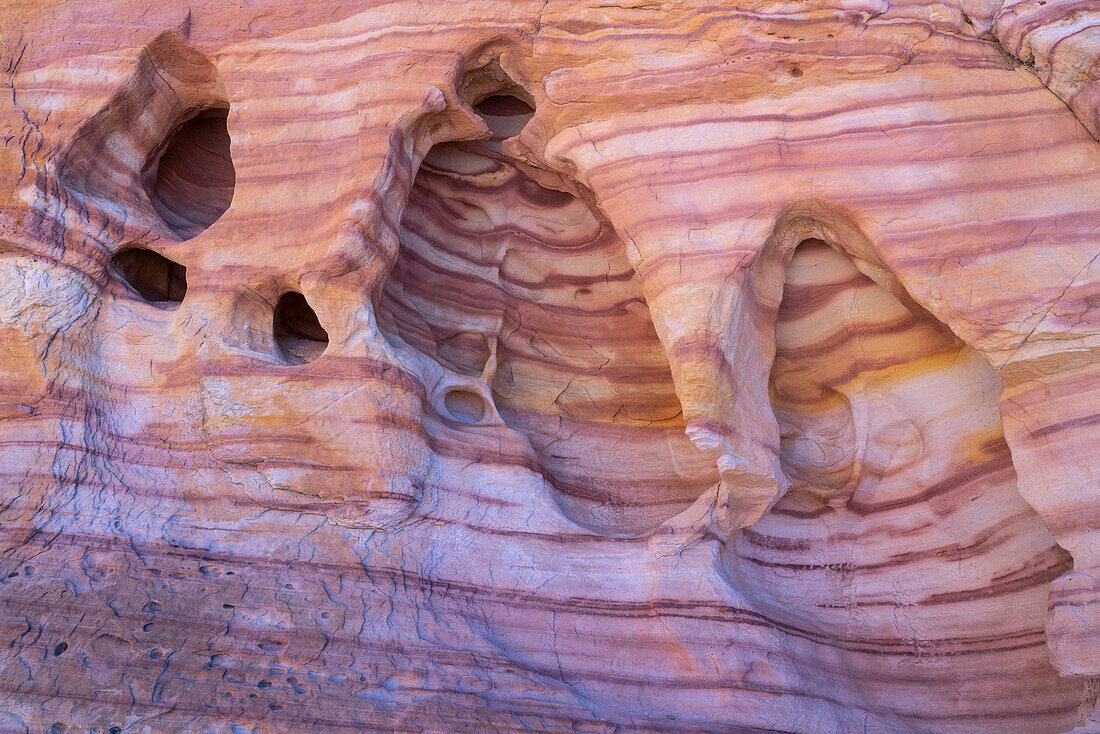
1,1,1099,732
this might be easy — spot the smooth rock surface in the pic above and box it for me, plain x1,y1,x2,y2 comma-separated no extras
1,0,1098,731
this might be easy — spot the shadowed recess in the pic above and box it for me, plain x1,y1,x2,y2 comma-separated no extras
273,292,328,364
444,389,488,424
110,247,187,308
378,67,718,537
474,94,534,153
143,109,235,240
717,239,1075,727
55,31,234,240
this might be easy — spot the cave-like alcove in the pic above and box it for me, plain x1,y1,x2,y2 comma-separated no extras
111,247,188,308
377,66,718,537
143,109,235,240
274,291,328,365
473,93,534,153
717,238,1072,708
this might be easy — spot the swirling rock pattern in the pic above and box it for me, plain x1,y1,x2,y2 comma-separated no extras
0,0,1098,732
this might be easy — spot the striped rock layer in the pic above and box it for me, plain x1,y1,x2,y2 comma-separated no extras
1,0,1099,732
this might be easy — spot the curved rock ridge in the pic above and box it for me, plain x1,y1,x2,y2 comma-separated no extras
0,1,1098,732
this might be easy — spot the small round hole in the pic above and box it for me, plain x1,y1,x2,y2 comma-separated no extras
443,389,487,424
111,248,187,307
790,66,803,77
274,291,328,364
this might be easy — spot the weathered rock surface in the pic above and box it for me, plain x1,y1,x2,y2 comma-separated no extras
1,0,1098,731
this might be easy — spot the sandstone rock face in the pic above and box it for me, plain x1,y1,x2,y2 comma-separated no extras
1,1,1099,731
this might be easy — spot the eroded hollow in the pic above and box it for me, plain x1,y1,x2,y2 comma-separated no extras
57,33,233,238
378,67,718,537
143,109,235,240
473,94,534,153
111,247,187,308
444,389,488,424
713,237,1077,724
273,292,328,364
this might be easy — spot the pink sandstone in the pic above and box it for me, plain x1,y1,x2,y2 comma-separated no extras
0,0,1099,731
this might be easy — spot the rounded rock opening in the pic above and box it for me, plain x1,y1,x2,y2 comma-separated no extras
273,292,328,364
473,94,535,153
443,389,488,424
143,108,235,240
111,247,187,308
